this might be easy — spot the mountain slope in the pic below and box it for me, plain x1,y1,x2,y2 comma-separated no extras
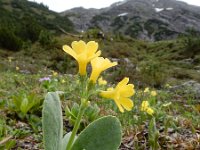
0,0,74,32
0,0,74,50
62,0,200,41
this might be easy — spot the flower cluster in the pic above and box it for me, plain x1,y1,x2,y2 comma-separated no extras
140,101,154,115
63,40,134,112
144,87,157,97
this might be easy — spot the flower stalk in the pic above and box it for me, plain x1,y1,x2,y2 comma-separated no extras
66,99,88,150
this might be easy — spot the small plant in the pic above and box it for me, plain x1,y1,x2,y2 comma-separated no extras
65,102,100,131
148,118,160,150
42,40,136,150
183,28,200,56
0,27,23,51
7,91,43,120
0,117,17,149
39,30,53,47
39,76,58,92
138,58,168,87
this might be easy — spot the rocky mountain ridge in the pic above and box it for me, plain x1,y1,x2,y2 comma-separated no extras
61,0,200,41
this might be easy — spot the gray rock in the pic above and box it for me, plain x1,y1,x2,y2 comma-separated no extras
194,66,200,73
181,58,194,64
61,0,200,41
171,80,200,99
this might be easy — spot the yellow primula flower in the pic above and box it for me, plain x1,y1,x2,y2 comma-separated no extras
98,77,107,85
90,57,117,83
146,107,154,115
52,71,58,76
165,83,172,88
63,40,101,75
61,79,66,83
151,90,157,96
100,77,134,113
8,57,13,62
16,66,19,71
141,101,149,111
144,87,149,93
141,100,154,115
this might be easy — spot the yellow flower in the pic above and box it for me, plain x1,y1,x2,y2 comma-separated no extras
146,107,154,115
141,101,154,115
141,101,149,111
90,57,117,83
52,71,58,76
144,87,149,93
98,77,107,85
61,79,66,83
16,66,19,71
63,40,101,75
151,91,157,96
165,84,172,88
100,77,134,113
8,57,13,62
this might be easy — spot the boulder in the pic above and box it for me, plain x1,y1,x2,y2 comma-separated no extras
171,80,200,99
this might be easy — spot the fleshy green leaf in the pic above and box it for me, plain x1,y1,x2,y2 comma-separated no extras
71,115,122,150
42,92,63,150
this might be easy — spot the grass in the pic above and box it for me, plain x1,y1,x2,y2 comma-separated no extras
1,70,199,149
0,35,200,149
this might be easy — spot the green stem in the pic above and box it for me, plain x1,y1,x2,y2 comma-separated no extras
66,100,86,150
79,75,87,98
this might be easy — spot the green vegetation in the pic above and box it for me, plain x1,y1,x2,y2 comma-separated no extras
125,23,143,38
0,0,74,51
0,1,200,149
91,15,110,24
0,33,200,149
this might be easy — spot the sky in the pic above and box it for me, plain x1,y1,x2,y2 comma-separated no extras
28,0,200,12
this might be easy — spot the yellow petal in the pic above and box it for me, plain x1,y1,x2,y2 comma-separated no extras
86,41,98,57
103,58,117,70
116,77,129,89
119,84,135,97
96,50,101,57
78,60,87,75
100,90,115,99
63,45,77,60
76,51,89,75
90,57,117,83
144,87,149,93
72,41,86,54
141,101,149,111
98,77,107,85
90,70,101,83
119,97,134,111
151,91,157,96
115,100,124,113
91,57,102,67
88,50,101,60
146,108,154,115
